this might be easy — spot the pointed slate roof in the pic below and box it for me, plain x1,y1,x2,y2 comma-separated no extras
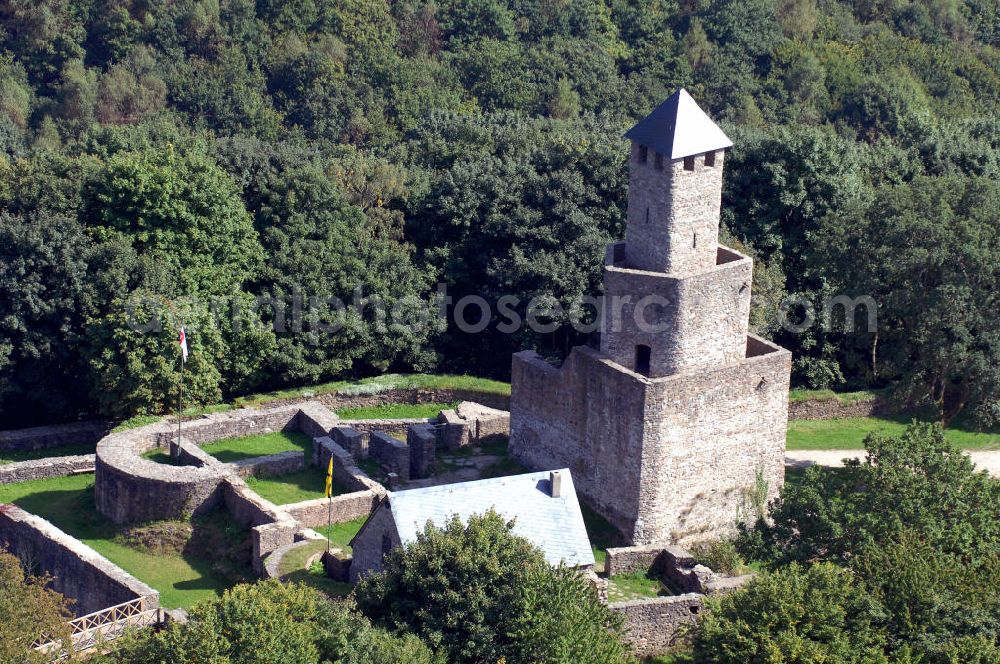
383,469,595,568
625,88,732,160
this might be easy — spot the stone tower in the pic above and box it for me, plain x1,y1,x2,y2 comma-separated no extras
509,89,791,545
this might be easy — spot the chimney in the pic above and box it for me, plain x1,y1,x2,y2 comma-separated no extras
550,471,562,498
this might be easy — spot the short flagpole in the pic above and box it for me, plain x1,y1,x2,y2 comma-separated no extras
327,494,332,553
178,322,185,448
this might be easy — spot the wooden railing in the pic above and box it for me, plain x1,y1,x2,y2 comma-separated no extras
34,595,161,659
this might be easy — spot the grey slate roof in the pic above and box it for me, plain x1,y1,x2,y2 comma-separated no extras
386,469,595,568
625,88,732,159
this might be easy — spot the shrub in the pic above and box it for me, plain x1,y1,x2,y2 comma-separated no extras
691,563,889,663
690,539,746,575
355,510,634,664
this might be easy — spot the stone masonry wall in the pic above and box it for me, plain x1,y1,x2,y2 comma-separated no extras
788,395,884,420
510,338,790,545
349,500,399,583
623,145,725,275
0,505,158,616
0,420,110,452
94,403,333,525
510,347,648,537
369,432,410,481
610,595,704,657
0,455,95,485
601,248,751,377
229,451,304,479
283,490,381,529
407,424,437,479
638,336,790,544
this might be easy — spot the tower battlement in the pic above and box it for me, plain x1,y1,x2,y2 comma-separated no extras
509,89,791,546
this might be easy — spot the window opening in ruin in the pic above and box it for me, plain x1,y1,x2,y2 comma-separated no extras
645,207,650,224
638,145,648,163
705,151,716,167
683,155,695,171
654,153,663,170
635,345,651,376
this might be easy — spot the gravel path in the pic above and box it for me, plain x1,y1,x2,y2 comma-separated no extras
785,450,1000,477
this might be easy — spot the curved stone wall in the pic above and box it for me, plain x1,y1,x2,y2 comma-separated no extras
94,402,338,525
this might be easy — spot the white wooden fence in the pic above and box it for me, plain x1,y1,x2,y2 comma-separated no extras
34,595,161,659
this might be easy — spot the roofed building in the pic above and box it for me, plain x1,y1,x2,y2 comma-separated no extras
349,469,594,582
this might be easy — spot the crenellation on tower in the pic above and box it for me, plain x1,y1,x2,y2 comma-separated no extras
509,88,791,546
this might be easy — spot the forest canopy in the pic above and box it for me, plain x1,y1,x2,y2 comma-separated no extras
0,0,997,426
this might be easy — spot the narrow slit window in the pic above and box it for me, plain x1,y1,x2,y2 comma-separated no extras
683,155,695,171
704,150,716,167
654,153,663,170
635,345,651,376
645,207,650,224
693,232,697,248
638,145,648,164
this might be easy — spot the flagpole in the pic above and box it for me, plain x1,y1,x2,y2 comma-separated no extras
178,322,184,447
327,494,332,553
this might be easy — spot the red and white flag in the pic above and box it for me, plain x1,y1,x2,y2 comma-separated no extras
178,326,189,363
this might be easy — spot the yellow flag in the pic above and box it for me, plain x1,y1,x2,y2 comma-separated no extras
325,457,333,498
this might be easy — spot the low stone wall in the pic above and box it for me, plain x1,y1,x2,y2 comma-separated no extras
320,387,510,413
0,455,96,485
170,437,220,467
331,426,366,459
369,432,410,481
338,418,427,439
314,437,383,493
283,490,381,529
605,543,669,577
609,594,704,657
0,420,111,452
94,402,337,525
407,424,437,479
0,505,158,616
788,395,884,420
229,451,305,479
221,478,297,574
438,402,510,450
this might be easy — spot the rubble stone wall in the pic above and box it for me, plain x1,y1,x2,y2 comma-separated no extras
0,505,158,616
0,455,95,485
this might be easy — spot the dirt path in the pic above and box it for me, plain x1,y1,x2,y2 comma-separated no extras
785,450,1000,476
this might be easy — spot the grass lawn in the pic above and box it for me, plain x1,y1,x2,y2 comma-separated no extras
246,469,350,505
607,571,671,602
313,517,367,554
0,474,247,609
787,416,1000,450
277,539,352,597
336,402,454,420
200,431,312,463
0,442,97,465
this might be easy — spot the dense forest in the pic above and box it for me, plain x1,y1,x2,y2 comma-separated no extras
0,0,998,427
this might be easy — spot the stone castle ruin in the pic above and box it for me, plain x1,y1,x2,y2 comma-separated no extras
509,89,792,545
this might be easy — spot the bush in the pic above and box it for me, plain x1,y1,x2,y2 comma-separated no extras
103,580,436,664
355,510,634,664
690,539,746,575
691,563,889,663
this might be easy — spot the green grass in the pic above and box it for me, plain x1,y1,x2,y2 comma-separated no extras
607,571,671,602
313,517,367,554
276,540,352,597
0,475,246,609
245,469,350,505
787,416,1000,450
200,431,312,463
356,458,382,478
0,442,97,465
337,402,454,420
